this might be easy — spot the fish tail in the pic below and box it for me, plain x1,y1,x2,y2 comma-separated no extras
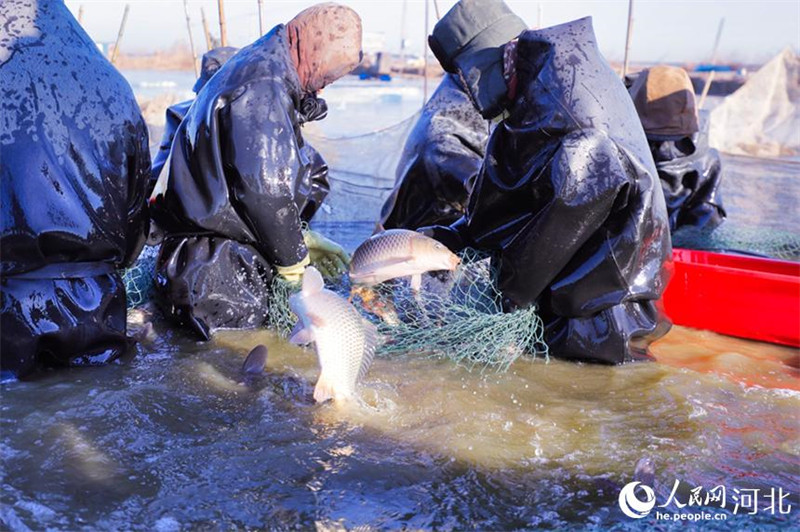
313,372,337,403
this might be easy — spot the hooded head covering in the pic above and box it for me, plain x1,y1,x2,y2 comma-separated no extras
629,65,699,141
286,3,363,94
429,0,527,119
193,46,239,93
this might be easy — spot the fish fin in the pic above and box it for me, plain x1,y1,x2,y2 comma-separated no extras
242,345,268,374
302,266,325,295
289,321,315,345
358,320,379,383
313,372,337,403
410,273,422,292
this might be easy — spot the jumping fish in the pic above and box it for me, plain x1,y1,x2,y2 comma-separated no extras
288,266,378,403
349,229,460,291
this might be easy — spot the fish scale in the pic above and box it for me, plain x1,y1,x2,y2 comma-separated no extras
350,229,461,287
289,267,377,402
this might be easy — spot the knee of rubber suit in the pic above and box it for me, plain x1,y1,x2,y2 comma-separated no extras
1,273,128,380
155,236,274,340
540,299,671,364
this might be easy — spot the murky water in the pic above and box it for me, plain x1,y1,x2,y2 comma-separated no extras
2,313,798,530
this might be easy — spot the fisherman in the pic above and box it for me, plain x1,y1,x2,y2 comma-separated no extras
377,73,493,231
150,3,360,340
423,0,673,364
1,0,150,379
149,47,239,193
629,65,726,232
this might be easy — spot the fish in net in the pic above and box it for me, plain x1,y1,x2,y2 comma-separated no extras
270,248,549,372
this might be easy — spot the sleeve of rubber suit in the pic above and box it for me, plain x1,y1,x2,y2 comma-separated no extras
148,101,190,198
682,147,726,230
298,143,330,222
122,115,152,268
222,80,307,268
495,130,631,310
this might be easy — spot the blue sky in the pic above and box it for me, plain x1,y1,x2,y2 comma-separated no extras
65,0,799,64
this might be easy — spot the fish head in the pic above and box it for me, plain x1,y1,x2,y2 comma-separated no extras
410,234,461,272
288,266,326,319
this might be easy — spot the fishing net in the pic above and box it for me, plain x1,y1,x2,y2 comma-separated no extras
303,113,418,222
121,245,159,308
269,248,549,372
672,223,800,261
709,48,800,158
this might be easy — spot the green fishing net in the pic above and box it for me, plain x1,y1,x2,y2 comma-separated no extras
270,248,549,372
672,223,800,260
121,245,159,309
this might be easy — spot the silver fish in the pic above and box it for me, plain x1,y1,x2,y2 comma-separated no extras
288,266,378,403
349,229,460,290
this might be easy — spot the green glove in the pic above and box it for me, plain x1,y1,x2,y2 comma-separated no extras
303,230,350,278
275,255,310,284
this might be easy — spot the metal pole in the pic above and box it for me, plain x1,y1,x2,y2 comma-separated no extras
218,0,228,47
621,0,634,79
258,0,265,36
77,5,84,24
110,4,130,66
432,0,440,20
183,0,199,77
201,7,213,51
423,0,429,106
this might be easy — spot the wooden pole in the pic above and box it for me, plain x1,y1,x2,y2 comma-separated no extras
621,0,634,79
183,0,199,77
423,0,429,106
201,7,213,51
77,5,84,24
218,0,228,47
110,4,130,66
697,70,716,110
698,18,726,110
258,0,265,36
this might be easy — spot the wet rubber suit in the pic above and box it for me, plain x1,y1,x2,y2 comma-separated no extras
149,26,334,340
149,47,239,194
1,0,150,379
378,74,490,231
427,15,672,364
629,66,726,232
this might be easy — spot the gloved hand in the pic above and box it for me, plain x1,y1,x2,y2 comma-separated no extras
275,255,311,284
304,230,350,278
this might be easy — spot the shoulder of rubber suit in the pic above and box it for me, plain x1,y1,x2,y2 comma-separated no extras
0,2,146,143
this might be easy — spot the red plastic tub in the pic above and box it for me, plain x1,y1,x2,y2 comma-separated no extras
662,248,800,347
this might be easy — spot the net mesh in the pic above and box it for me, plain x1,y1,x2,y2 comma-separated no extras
269,248,549,372
709,48,800,158
303,114,418,222
672,223,800,261
121,245,159,309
